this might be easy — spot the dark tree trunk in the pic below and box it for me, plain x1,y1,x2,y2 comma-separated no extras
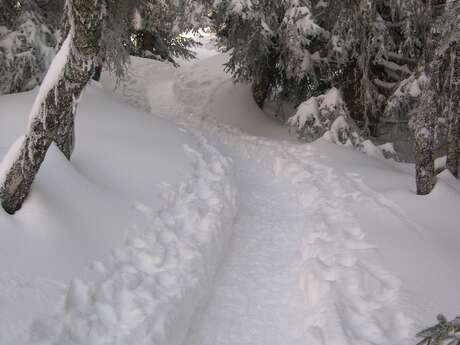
415,0,436,196
93,64,103,81
251,50,278,108
415,84,436,195
143,30,155,52
0,0,104,214
446,43,460,178
251,74,272,108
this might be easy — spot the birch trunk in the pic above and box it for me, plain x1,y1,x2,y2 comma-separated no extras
0,0,105,214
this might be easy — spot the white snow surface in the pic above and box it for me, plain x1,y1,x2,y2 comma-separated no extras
1,32,460,345
0,60,237,344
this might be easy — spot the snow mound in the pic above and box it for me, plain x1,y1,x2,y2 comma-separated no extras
0,82,211,343
28,135,238,345
288,88,398,160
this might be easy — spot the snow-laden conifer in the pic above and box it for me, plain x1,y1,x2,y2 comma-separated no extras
212,0,327,108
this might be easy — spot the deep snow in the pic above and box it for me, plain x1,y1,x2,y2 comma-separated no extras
0,78,227,344
0,32,459,345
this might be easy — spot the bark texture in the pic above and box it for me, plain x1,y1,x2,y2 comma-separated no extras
446,43,460,178
251,50,278,108
0,0,104,214
414,1,436,196
415,85,436,195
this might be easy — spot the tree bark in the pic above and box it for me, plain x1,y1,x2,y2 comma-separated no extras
415,75,436,195
446,43,460,178
251,74,272,108
0,0,105,214
415,0,436,196
251,49,278,108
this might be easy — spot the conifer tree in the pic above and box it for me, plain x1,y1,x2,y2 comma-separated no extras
0,0,63,94
212,0,327,108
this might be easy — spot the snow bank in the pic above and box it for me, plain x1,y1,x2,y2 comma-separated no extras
0,80,227,343
28,134,238,345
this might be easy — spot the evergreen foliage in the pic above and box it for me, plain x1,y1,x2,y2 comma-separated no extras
128,0,199,65
211,0,327,107
0,0,62,94
417,314,460,345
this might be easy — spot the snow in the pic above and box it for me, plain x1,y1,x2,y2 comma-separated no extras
28,29,72,128
0,135,25,186
111,42,460,345
288,96,320,128
132,8,143,31
0,75,231,343
1,29,460,345
283,5,323,35
30,136,237,345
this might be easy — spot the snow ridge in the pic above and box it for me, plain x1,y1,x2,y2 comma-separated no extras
28,134,238,345
272,148,414,345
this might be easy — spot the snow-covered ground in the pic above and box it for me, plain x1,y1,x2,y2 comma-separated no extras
0,32,459,345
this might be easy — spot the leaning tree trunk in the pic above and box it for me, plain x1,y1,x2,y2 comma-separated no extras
446,43,460,178
0,0,105,214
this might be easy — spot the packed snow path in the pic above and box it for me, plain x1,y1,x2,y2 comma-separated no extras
186,161,308,345
103,54,414,345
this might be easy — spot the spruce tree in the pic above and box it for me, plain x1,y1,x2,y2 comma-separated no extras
0,0,63,94
212,0,327,108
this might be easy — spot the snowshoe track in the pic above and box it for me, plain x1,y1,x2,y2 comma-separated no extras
103,54,415,345
172,57,415,345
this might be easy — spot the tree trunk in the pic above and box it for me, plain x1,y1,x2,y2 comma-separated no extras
251,76,271,109
143,30,155,53
0,0,104,214
414,0,436,196
446,43,460,178
251,50,278,108
415,83,436,195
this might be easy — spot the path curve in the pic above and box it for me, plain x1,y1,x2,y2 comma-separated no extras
107,54,415,345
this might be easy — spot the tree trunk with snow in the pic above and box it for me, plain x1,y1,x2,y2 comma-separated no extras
0,0,105,214
446,43,460,178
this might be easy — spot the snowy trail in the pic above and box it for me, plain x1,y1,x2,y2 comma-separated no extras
186,159,308,345
104,53,415,345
